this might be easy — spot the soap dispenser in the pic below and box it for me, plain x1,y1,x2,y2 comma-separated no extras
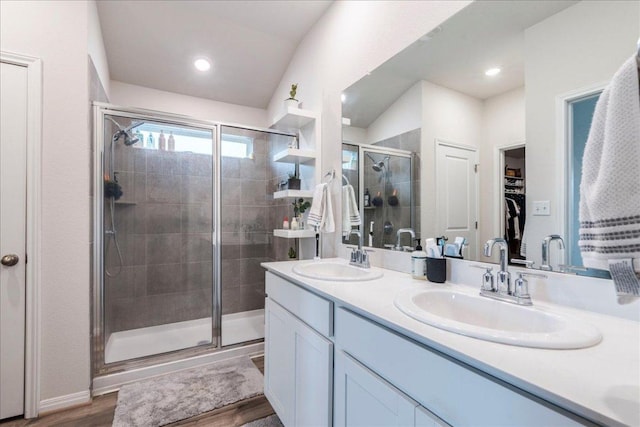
168,131,176,151
411,238,427,280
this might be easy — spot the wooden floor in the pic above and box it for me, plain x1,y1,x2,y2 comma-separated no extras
1,356,274,427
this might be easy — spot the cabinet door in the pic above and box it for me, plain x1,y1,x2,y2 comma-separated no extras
334,350,417,427
265,298,333,426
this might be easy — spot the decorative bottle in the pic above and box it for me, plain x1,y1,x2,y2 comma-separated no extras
291,217,299,230
146,133,155,149
168,131,175,151
158,130,166,151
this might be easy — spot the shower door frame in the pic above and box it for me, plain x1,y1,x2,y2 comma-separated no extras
357,144,416,237
92,103,297,379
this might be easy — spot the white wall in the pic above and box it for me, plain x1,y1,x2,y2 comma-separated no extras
266,0,472,254
110,81,268,128
480,87,525,261
342,126,367,145
524,0,640,267
420,80,484,243
366,81,422,144
0,0,91,405
88,0,110,97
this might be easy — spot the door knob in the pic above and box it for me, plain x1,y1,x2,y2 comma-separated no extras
1,254,19,267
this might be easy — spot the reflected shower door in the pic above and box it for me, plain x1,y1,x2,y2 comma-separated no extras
102,114,216,364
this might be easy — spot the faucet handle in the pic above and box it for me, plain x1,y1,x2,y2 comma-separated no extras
511,258,535,268
471,265,495,291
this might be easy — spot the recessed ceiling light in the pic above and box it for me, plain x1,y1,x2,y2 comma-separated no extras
485,67,501,77
341,93,346,103
194,58,211,72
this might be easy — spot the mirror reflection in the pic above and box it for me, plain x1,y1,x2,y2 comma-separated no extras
341,0,639,277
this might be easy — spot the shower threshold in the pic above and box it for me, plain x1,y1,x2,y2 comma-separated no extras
105,309,265,364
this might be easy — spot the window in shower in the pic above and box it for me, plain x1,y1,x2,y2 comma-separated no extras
101,113,216,365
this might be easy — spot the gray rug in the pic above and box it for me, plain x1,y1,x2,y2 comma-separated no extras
112,356,264,426
242,414,283,427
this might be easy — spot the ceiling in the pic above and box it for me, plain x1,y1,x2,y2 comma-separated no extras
343,1,578,128
97,0,333,109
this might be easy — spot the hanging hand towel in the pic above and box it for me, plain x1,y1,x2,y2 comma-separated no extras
342,185,361,237
579,55,640,272
307,183,335,233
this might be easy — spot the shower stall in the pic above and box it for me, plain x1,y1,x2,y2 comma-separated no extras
92,104,297,387
342,142,418,249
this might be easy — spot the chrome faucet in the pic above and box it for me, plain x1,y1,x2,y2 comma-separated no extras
541,235,565,271
395,228,415,251
480,238,546,306
348,230,371,268
483,238,510,293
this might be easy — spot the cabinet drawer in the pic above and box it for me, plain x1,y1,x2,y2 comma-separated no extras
335,308,591,426
266,272,333,337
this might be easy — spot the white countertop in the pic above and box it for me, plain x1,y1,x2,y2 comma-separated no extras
262,258,640,427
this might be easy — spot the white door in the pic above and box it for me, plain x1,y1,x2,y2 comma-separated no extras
0,61,28,419
435,142,478,260
264,298,333,426
334,350,417,427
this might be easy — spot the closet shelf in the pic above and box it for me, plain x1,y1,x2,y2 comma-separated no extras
504,175,524,180
273,189,314,199
273,229,316,238
273,148,316,164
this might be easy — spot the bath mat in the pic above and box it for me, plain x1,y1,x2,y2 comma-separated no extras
112,356,264,426
242,414,284,427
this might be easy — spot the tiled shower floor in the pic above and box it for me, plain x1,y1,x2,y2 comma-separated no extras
104,309,264,363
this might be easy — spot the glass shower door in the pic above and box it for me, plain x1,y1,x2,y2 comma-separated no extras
101,113,216,364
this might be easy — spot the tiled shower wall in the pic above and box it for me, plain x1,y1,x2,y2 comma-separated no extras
220,128,293,316
105,141,213,335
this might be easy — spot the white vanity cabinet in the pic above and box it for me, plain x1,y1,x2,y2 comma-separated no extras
335,307,592,427
334,350,448,427
264,272,333,427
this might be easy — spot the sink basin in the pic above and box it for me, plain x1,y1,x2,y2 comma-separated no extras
292,261,383,282
394,288,602,349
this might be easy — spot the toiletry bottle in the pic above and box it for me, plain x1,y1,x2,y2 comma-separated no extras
146,133,155,149
135,130,144,147
168,131,175,151
158,130,166,151
364,188,371,207
291,217,299,230
411,239,427,280
283,216,289,230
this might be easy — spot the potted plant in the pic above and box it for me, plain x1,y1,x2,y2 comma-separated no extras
284,83,299,108
287,171,301,190
292,198,311,218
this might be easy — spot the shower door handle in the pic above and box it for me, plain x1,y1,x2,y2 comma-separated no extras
1,254,19,267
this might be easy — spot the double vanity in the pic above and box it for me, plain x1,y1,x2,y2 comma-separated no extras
262,258,639,426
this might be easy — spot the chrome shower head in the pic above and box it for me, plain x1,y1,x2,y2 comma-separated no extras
372,161,385,172
107,117,142,146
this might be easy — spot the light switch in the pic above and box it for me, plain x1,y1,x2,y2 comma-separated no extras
533,200,550,216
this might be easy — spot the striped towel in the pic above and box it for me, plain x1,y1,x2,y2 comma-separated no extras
342,185,361,237
307,183,335,233
579,55,640,272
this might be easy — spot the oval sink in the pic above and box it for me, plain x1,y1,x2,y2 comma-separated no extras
292,261,383,282
394,288,602,349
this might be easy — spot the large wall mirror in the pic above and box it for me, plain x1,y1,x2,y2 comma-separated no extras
341,0,639,276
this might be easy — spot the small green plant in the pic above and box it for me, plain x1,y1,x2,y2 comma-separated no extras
287,83,298,101
288,247,297,259
292,198,311,217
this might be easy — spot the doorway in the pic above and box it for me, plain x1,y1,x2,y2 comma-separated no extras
500,146,526,263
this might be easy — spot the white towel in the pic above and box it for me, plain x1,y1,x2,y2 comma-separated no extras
307,183,335,233
342,185,361,237
579,55,640,272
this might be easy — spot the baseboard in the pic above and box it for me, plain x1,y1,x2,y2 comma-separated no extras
39,390,91,414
